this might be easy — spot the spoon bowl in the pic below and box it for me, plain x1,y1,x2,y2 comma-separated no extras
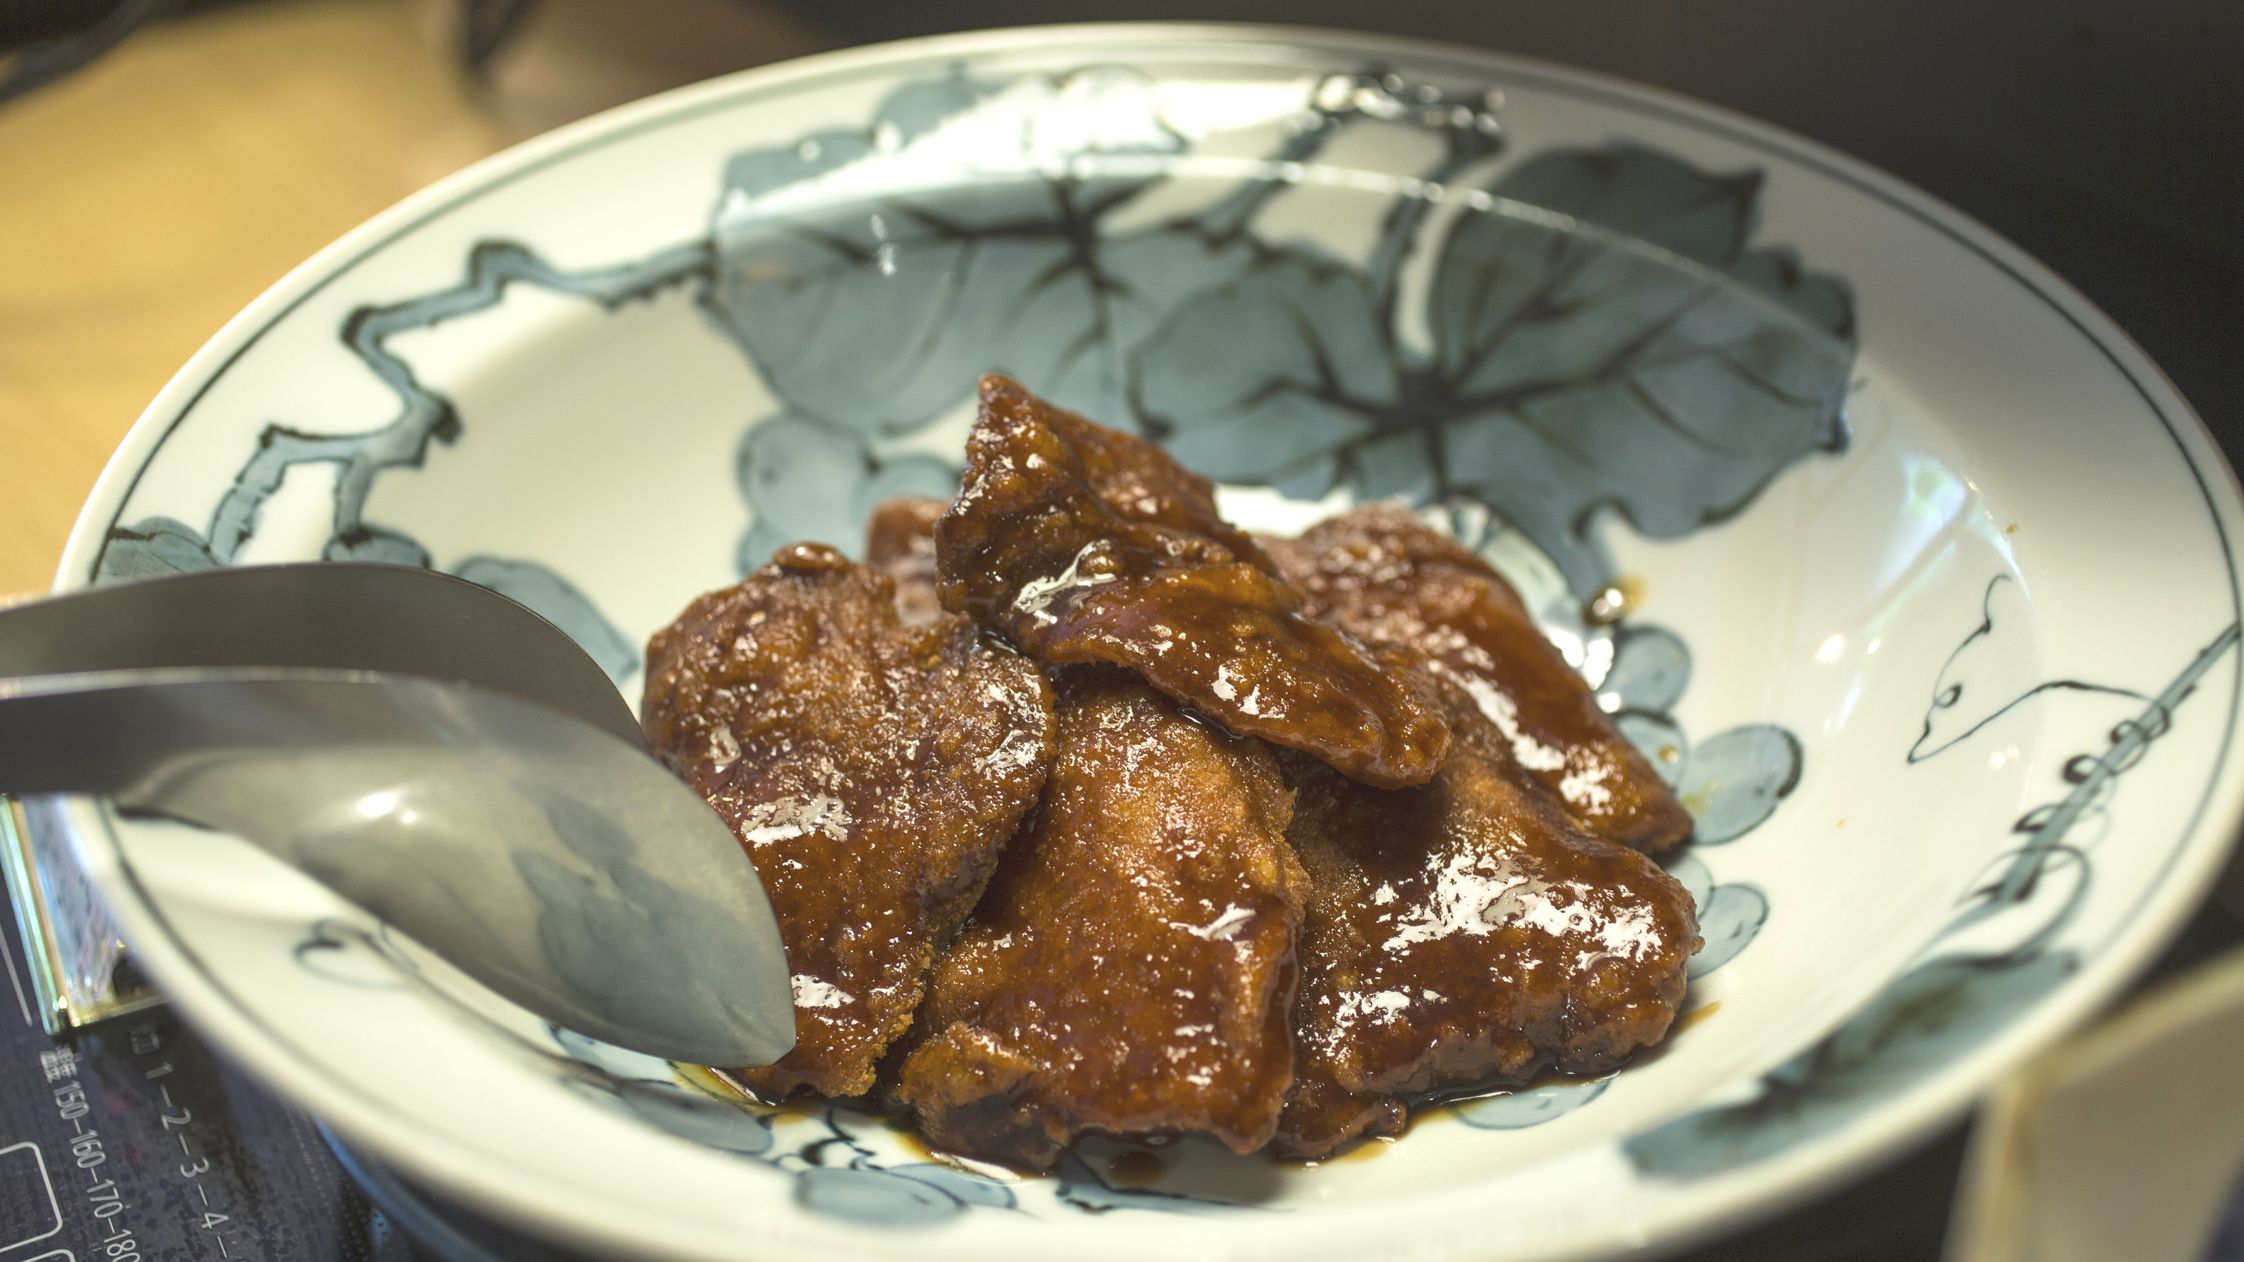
0,565,793,1066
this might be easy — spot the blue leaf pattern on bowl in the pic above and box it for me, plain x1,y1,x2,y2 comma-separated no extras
1452,1076,1614,1130
794,1167,979,1227
451,556,640,685
1129,143,1854,599
91,240,714,677
1602,626,1691,715
1678,726,1804,845
101,515,220,578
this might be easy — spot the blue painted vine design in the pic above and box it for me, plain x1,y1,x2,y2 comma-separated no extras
1624,577,2243,1178
556,1035,1024,1227
120,59,1858,1213
545,1027,1290,1225
282,922,1045,1225
90,239,700,684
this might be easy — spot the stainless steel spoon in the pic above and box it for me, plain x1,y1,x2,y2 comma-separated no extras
0,563,794,1068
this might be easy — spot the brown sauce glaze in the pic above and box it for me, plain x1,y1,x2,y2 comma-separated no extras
864,495,949,626
1264,505,1692,852
1272,660,1699,1160
1105,1149,1167,1187
641,545,1057,1098
935,375,1450,789
892,668,1306,1173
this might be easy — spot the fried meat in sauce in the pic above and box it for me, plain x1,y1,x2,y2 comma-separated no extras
1273,664,1699,1160
642,543,1057,1098
935,374,1450,789
1265,505,1693,852
894,669,1306,1172
864,495,948,626
1275,1074,1408,1159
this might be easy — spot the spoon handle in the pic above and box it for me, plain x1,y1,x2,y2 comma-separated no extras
0,563,642,746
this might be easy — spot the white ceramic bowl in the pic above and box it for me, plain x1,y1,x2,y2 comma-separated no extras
50,23,2244,1262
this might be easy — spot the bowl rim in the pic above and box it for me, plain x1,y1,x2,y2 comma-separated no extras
49,20,2244,1262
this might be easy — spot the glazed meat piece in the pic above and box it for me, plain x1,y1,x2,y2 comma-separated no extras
864,495,948,626
1272,663,1699,1159
1265,505,1693,852
935,374,1450,790
642,543,1057,1098
1275,1075,1407,1159
893,669,1306,1171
